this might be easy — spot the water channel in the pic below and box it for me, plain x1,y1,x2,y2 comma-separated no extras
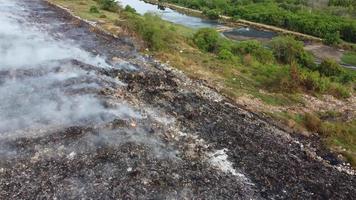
117,0,278,41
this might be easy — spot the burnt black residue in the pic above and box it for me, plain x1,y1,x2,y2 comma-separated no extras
123,68,356,200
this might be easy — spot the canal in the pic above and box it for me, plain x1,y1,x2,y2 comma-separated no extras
117,0,278,41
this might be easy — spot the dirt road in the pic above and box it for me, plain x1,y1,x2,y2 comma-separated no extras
0,0,355,199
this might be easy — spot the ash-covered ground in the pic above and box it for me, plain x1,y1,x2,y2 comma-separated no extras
0,0,355,199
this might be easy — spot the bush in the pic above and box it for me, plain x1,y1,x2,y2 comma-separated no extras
193,28,220,52
318,59,343,77
269,36,301,64
97,0,118,12
124,5,137,14
218,49,234,60
324,31,341,45
218,40,233,52
299,51,317,70
89,6,99,13
303,113,322,133
115,12,176,51
329,83,351,98
260,65,295,92
242,54,253,66
300,70,331,93
288,61,300,90
338,73,355,84
269,36,313,65
137,13,176,50
202,8,220,19
232,40,274,64
268,62,301,92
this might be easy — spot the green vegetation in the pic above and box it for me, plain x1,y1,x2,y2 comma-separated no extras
202,8,220,19
232,40,274,64
89,6,99,13
341,51,356,65
162,0,356,43
324,31,342,45
115,12,179,51
329,0,356,7
321,120,356,167
193,28,220,52
49,0,356,167
192,30,354,98
269,36,316,69
96,0,118,12
124,5,137,14
318,59,343,77
302,112,356,166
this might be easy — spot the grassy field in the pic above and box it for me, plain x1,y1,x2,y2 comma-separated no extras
48,0,356,167
342,52,356,66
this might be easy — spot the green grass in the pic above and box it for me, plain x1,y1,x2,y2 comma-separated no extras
321,119,356,167
270,111,356,167
52,0,118,20
341,51,356,66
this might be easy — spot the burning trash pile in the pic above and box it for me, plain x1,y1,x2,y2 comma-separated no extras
0,0,355,199
0,1,258,199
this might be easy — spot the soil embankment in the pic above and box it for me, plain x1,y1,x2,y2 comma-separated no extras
0,0,355,199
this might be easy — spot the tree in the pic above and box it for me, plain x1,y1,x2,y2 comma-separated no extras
324,31,341,45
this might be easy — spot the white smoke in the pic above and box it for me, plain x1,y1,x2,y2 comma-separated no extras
0,0,180,162
0,0,136,134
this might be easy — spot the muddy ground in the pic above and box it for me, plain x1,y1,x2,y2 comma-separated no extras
0,0,355,199
304,44,344,63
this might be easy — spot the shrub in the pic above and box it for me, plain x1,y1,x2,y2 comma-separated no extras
218,40,233,52
218,49,234,60
269,36,303,64
324,31,341,45
124,5,137,14
114,11,139,33
137,13,176,50
232,40,261,55
115,12,177,51
329,83,351,98
269,36,315,68
97,0,118,12
318,59,343,77
299,51,317,70
267,62,302,92
242,54,253,66
193,28,220,52
89,6,99,13
232,40,274,64
303,113,322,133
202,8,220,19
338,73,355,84
300,70,331,92
289,61,300,90
266,65,292,92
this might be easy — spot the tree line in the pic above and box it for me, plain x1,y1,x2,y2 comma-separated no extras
162,0,356,43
